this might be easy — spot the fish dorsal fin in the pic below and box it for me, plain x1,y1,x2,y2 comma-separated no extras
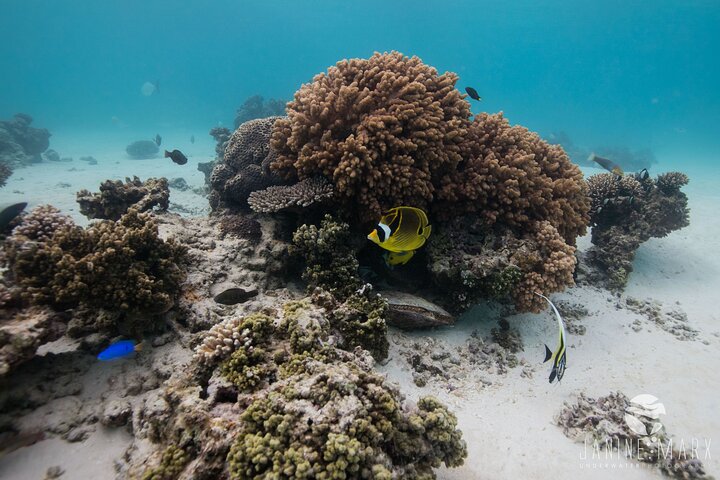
543,344,553,363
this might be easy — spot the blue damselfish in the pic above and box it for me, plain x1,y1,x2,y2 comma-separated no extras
97,340,141,361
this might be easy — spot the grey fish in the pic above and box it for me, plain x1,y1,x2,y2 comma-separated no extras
588,153,623,176
154,134,162,146
190,135,195,144
0,202,27,231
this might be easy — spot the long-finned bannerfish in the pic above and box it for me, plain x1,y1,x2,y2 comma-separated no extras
535,292,567,383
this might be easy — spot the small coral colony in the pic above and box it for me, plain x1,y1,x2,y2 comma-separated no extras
0,52,690,478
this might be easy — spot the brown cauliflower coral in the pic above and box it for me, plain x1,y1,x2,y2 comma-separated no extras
270,51,473,221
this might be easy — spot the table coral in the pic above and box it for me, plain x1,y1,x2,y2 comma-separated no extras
4,209,185,320
248,176,335,213
270,51,473,222
586,171,690,289
76,176,169,220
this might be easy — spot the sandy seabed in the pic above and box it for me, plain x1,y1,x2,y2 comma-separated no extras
0,132,718,480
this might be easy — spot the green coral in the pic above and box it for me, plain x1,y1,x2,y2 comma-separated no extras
141,445,189,480
292,215,361,299
219,346,274,392
227,356,465,480
328,288,389,361
187,301,466,479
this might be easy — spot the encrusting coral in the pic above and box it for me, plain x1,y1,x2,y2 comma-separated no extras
270,51,473,222
3,208,185,319
557,392,709,479
137,300,465,479
209,117,286,211
585,171,690,289
217,214,263,244
76,176,169,220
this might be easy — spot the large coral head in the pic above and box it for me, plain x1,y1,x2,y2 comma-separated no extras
271,51,473,221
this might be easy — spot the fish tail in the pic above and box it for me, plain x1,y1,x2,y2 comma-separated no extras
164,150,170,158
134,342,143,352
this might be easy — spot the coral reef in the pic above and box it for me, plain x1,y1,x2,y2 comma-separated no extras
0,113,51,166
134,301,465,479
209,117,286,211
210,126,232,160
126,140,160,159
427,215,576,313
9,205,73,242
217,214,262,244
233,94,286,129
4,209,185,321
248,176,335,213
291,215,361,298
270,51,473,221
0,306,67,376
438,112,589,243
585,171,690,289
76,176,169,220
291,216,389,358
557,392,709,479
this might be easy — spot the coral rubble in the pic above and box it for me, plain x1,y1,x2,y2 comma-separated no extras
557,392,709,479
76,176,169,220
585,171,690,289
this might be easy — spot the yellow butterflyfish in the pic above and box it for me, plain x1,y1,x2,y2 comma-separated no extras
367,207,432,253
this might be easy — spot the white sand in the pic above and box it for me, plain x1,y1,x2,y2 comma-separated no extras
1,138,718,479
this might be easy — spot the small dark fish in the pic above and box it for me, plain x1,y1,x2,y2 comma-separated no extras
190,135,195,144
0,202,27,232
165,149,188,165
634,168,649,181
154,134,162,146
588,153,623,176
465,87,482,101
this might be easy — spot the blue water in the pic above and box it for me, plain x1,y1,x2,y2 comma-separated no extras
1,0,718,161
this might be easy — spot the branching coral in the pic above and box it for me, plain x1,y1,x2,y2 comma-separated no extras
586,172,690,289
4,209,185,317
209,117,285,211
76,176,169,220
270,51,473,221
248,176,335,213
438,112,589,244
10,204,73,242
